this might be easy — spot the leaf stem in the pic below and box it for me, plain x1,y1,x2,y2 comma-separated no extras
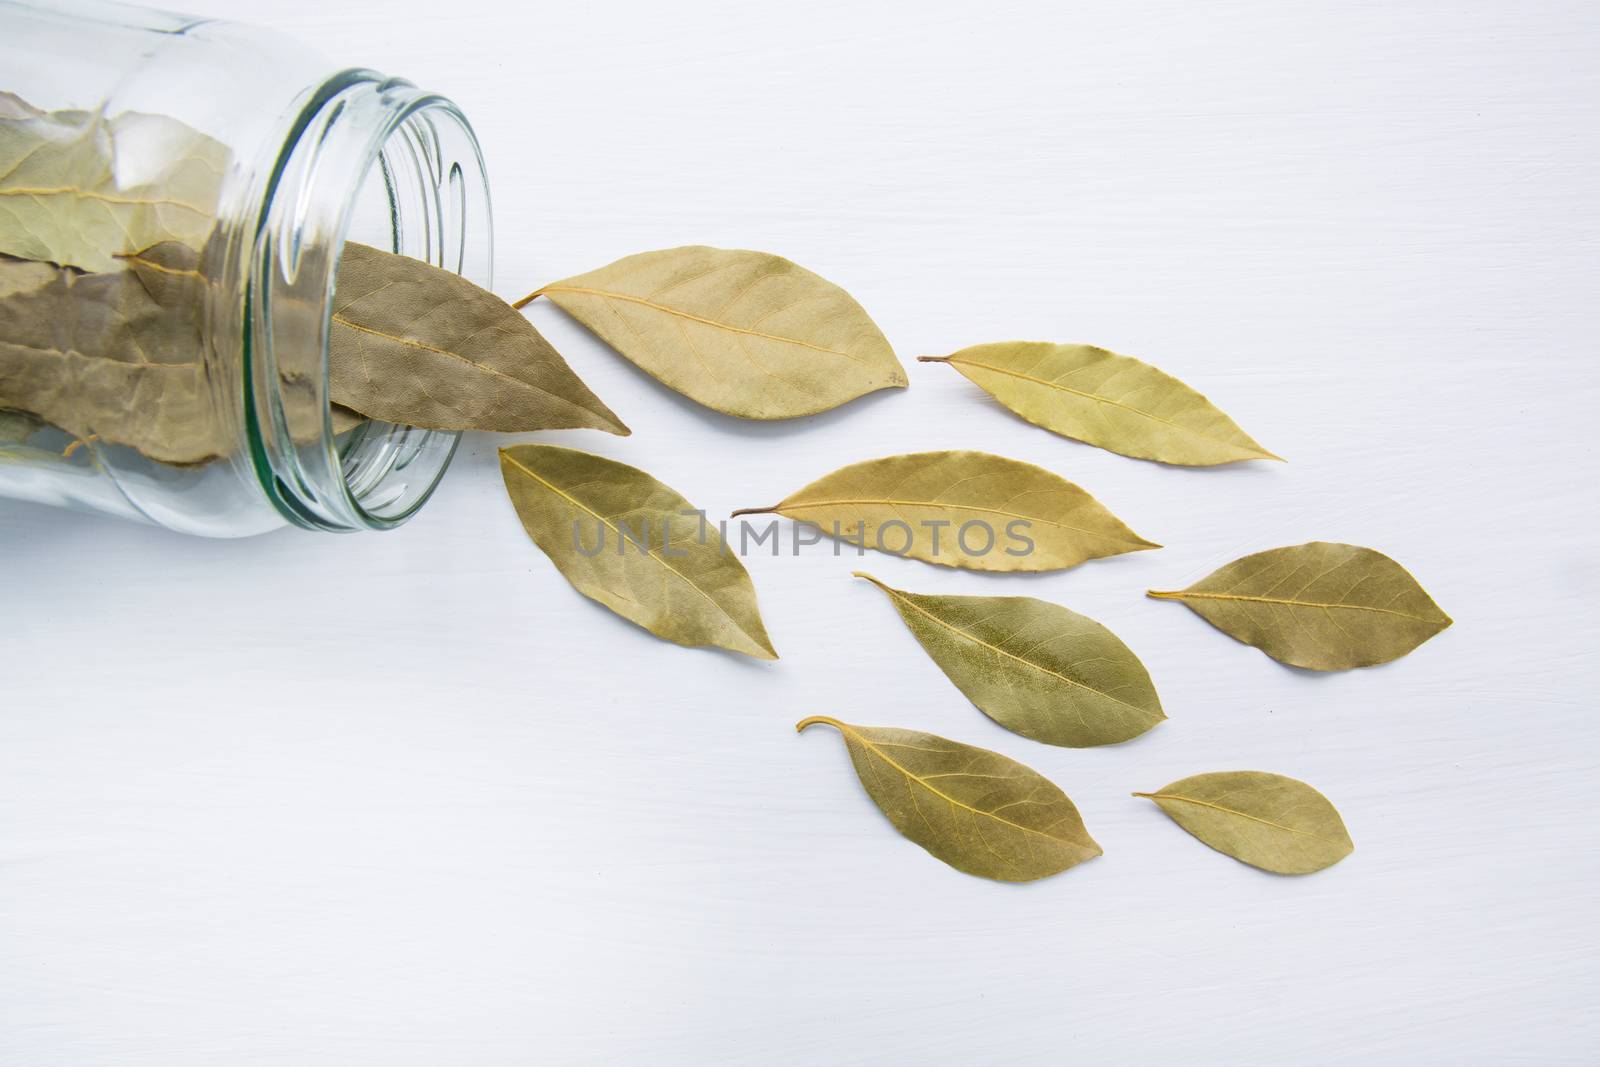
795,715,845,734
1146,590,1183,600
915,355,952,363
852,571,891,593
510,289,545,310
730,505,779,518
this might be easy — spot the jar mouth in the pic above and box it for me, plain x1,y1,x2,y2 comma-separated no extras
246,70,492,531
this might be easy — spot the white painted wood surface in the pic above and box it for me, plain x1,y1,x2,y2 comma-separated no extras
3,1,1596,1062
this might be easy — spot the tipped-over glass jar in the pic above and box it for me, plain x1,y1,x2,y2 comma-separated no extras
0,0,491,536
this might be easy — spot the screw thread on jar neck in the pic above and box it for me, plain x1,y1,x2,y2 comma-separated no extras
243,70,491,531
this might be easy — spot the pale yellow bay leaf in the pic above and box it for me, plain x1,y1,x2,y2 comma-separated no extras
0,101,229,271
855,572,1164,746
1148,541,1451,670
500,444,776,659
921,342,1279,465
525,246,906,418
734,450,1157,572
1135,770,1354,875
797,716,1101,882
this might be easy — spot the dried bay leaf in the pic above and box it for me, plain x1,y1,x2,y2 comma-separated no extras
1135,771,1353,875
796,716,1101,882
0,98,229,271
733,450,1157,572
1148,541,1451,670
499,444,776,659
525,246,906,418
855,572,1163,746
331,243,628,436
0,239,625,466
0,244,226,464
920,342,1279,466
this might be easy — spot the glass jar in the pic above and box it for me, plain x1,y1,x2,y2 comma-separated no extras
0,0,491,536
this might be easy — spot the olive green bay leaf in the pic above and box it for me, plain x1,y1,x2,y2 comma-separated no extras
499,444,776,659
920,342,1279,466
1148,541,1451,670
855,572,1163,746
0,97,229,271
330,242,628,436
797,716,1101,882
734,450,1157,572
1135,771,1353,875
527,246,906,419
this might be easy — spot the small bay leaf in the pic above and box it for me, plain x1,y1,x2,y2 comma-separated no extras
1148,541,1451,670
920,342,1279,465
1135,771,1353,874
733,450,1157,572
855,572,1163,746
525,246,906,418
797,716,1101,882
499,444,776,659
330,242,628,436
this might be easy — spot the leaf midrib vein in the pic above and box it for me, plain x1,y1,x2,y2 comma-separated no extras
540,284,861,361
1154,589,1440,623
951,354,1268,456
777,497,1139,543
1138,792,1317,837
0,185,210,215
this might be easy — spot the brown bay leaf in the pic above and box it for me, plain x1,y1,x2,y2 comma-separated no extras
797,716,1101,882
331,242,628,436
500,444,776,659
0,244,225,464
733,450,1157,572
855,572,1163,746
1135,770,1354,875
1148,541,1451,670
524,246,906,419
920,342,1279,466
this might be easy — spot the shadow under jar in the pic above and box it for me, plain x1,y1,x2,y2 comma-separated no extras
0,0,491,536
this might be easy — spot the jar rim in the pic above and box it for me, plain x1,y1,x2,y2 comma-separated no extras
244,70,492,532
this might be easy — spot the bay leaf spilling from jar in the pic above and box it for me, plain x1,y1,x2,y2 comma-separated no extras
1,92,627,464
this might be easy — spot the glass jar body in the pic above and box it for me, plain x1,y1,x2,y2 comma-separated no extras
0,0,491,535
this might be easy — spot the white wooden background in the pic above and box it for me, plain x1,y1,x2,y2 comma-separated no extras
2,1,1596,1063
